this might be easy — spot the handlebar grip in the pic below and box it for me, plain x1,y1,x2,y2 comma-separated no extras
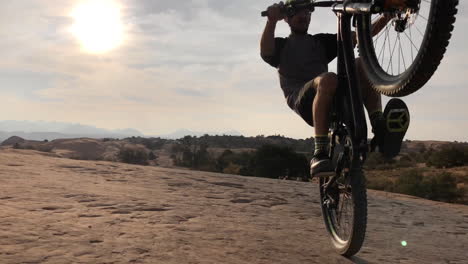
261,10,268,17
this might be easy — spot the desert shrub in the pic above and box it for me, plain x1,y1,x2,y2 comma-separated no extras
365,152,394,170
406,151,425,163
426,145,468,168
366,173,393,191
125,136,168,150
118,146,149,165
393,170,465,203
393,169,429,198
17,144,35,150
365,152,416,170
172,141,217,171
424,172,465,203
37,145,53,153
216,149,254,174
223,163,242,175
148,151,157,160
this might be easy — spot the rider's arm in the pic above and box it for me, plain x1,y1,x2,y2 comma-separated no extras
260,3,285,62
261,20,278,58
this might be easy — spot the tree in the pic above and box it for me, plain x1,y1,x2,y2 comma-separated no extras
118,146,149,165
254,144,309,180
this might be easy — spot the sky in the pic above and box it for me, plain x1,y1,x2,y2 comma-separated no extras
0,0,467,141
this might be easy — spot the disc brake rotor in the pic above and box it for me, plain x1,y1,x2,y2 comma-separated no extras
390,0,422,33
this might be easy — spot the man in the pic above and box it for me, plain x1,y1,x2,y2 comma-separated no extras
260,0,399,177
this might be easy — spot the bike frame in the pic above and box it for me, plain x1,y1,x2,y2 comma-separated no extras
321,1,379,190
330,0,387,161
335,11,368,151
331,0,380,166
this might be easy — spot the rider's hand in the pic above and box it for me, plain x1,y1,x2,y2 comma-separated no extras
266,2,285,23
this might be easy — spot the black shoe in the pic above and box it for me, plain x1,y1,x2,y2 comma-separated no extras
310,153,334,178
371,99,410,158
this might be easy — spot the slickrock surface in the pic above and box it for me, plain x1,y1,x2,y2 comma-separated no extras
0,149,467,264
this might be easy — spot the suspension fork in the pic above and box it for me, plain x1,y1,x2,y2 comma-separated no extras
336,12,368,154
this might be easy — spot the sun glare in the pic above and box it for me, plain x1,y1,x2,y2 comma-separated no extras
71,0,124,53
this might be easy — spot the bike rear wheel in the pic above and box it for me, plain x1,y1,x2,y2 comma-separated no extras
357,0,459,97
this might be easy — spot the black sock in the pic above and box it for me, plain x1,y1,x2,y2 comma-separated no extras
314,135,329,156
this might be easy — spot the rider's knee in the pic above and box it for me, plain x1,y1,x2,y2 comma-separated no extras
316,72,338,95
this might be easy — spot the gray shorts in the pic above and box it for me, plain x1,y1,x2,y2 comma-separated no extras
287,79,316,127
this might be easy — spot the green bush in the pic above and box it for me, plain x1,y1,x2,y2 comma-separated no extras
118,146,149,165
393,170,464,203
216,149,255,175
393,169,429,197
365,152,417,170
426,145,468,168
366,173,393,192
254,144,309,180
365,152,395,170
37,145,53,153
148,151,157,160
425,172,465,203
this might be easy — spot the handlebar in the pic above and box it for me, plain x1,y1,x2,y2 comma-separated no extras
261,1,336,17
261,1,385,17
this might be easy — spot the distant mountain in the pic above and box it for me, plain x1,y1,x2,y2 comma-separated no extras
159,129,242,139
0,120,144,141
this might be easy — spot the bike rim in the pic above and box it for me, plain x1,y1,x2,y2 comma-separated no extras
323,176,354,245
369,0,431,77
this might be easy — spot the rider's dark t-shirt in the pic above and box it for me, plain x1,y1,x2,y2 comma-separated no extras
262,33,337,108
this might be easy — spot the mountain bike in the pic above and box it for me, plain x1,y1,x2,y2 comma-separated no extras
261,0,459,256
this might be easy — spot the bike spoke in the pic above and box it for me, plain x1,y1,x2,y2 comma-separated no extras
414,24,425,38
373,25,387,46
371,15,380,23
409,26,414,62
378,27,389,66
398,34,407,72
417,13,429,22
398,34,401,74
387,30,397,75
403,31,420,54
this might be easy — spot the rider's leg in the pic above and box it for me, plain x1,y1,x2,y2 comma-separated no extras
356,58,383,119
312,72,338,136
356,58,386,133
310,72,338,176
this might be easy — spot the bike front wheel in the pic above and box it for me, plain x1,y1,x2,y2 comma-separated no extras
357,0,459,97
319,168,368,257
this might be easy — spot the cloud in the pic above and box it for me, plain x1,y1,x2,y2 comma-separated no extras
0,0,467,140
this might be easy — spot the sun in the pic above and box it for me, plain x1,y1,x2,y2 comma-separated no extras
70,0,124,54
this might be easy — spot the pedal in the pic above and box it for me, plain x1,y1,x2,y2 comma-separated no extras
382,98,410,158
